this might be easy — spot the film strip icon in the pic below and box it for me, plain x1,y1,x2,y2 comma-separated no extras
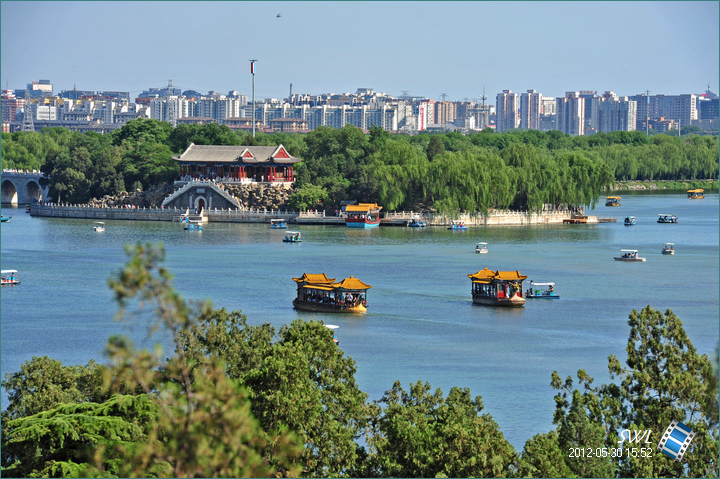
657,420,696,461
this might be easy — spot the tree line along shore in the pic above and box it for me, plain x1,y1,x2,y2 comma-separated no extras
2,120,718,213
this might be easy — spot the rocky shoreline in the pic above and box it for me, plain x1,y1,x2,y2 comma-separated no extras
87,183,295,210
611,179,718,191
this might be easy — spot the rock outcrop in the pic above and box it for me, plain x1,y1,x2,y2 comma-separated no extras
221,184,294,210
87,183,178,208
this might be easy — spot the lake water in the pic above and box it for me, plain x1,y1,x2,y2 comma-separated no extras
1,190,718,451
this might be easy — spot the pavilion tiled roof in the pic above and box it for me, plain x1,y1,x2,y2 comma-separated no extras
173,143,300,164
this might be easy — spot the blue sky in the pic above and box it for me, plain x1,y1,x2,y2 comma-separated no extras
2,1,718,101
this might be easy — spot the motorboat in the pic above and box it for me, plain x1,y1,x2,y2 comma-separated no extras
624,216,636,226
283,231,302,243
1,215,11,222
325,324,340,345
526,281,559,299
1,269,20,286
662,243,675,255
448,220,468,230
292,273,371,313
408,216,427,227
614,249,646,262
657,214,678,224
687,189,704,199
468,268,527,307
184,220,204,231
94,222,105,232
475,242,489,254
605,196,621,206
270,218,288,229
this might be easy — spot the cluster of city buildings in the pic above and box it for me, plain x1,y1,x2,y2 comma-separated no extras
2,79,718,136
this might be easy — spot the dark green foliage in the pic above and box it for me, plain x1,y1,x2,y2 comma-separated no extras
2,357,107,422
361,380,516,478
110,118,172,147
178,303,369,477
1,394,158,478
425,134,445,161
540,306,719,478
165,123,241,153
517,430,575,478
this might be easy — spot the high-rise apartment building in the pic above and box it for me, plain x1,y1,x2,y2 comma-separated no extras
598,91,637,133
519,90,542,130
1,90,24,123
629,93,697,131
556,92,585,136
434,101,456,125
578,91,600,133
496,90,519,132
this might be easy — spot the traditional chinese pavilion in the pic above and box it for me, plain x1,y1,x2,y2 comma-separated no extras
172,143,301,183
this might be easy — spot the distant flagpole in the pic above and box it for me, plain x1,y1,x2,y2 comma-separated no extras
250,59,258,138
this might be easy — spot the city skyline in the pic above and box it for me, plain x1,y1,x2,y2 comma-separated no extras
2,1,718,101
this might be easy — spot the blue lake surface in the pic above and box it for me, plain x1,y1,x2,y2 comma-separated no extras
2,190,718,451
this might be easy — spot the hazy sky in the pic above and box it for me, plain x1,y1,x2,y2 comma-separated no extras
2,1,718,101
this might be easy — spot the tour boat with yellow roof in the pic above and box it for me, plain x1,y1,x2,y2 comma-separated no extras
292,273,372,313
344,203,382,228
687,189,704,199
605,196,621,206
468,268,527,307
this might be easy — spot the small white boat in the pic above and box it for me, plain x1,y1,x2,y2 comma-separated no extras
662,243,675,255
270,218,288,229
614,249,646,262
1,269,20,285
94,222,105,232
526,281,559,299
657,214,679,224
283,231,302,243
449,220,468,230
475,242,489,254
184,220,204,231
325,324,340,345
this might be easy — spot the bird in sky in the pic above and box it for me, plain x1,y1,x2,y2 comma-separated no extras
276,13,281,17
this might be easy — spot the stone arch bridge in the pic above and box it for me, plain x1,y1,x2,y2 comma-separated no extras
1,170,50,205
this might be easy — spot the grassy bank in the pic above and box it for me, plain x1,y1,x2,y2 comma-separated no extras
611,179,719,191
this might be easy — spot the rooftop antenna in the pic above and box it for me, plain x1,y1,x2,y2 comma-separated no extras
645,89,651,136
250,59,258,137
440,93,448,102
401,90,410,101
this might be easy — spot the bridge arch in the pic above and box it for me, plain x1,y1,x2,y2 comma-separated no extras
1,180,18,204
24,180,43,202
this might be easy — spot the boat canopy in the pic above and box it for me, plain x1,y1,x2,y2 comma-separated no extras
334,276,372,291
345,203,382,212
658,214,676,217
476,242,488,246
468,268,527,283
620,249,639,253
1,270,18,274
687,189,704,193
664,243,675,246
606,196,621,199
293,273,335,284
530,282,555,286
294,273,371,291
95,222,105,225
271,218,285,223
